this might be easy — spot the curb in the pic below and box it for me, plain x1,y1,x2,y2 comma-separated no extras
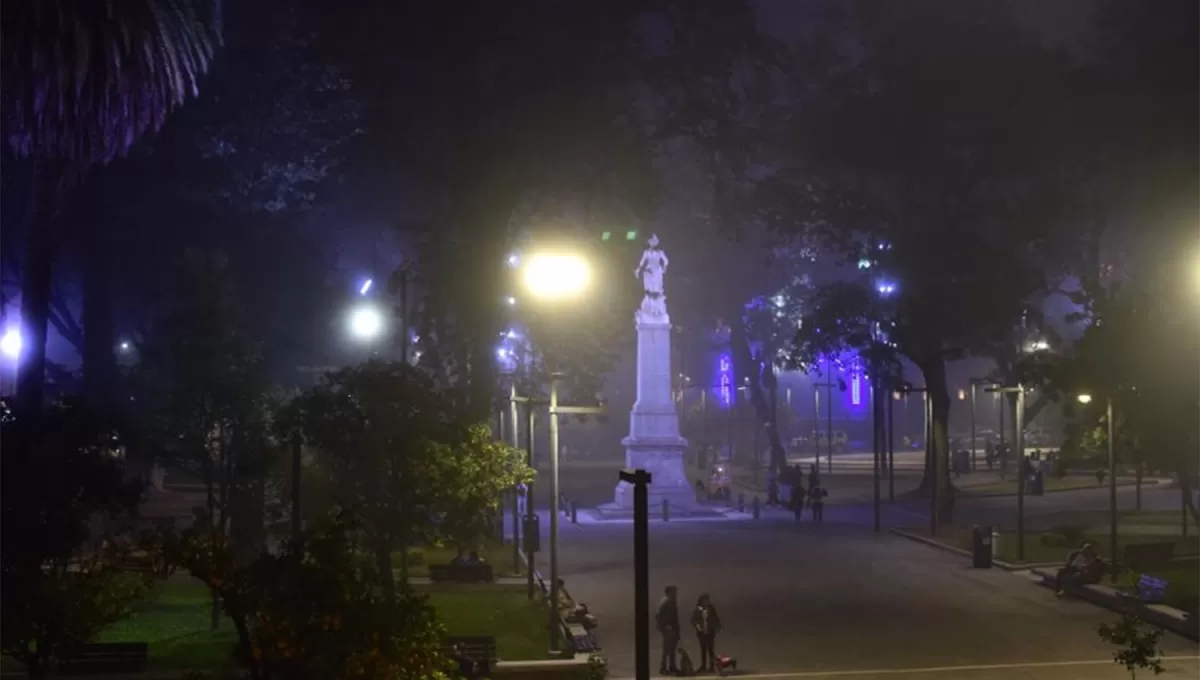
962,478,1154,499
888,528,1025,570
1026,568,1199,641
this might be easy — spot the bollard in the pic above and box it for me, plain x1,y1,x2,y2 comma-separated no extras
570,501,578,525
737,493,745,513
662,498,670,522
752,496,760,520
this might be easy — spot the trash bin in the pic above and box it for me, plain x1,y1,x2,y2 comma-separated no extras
1030,471,1045,496
972,525,993,568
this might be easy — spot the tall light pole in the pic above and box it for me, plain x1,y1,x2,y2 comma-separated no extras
989,384,1026,561
1078,392,1117,578
519,251,593,656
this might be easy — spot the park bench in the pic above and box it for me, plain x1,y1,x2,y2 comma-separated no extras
429,562,494,583
58,642,149,675
443,635,497,678
567,622,600,652
1122,542,1176,572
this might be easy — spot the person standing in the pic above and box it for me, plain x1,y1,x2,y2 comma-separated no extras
810,483,827,522
791,483,807,521
656,585,680,675
690,593,722,672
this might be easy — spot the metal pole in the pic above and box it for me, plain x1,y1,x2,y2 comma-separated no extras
701,389,708,462
970,384,977,471
548,376,561,654
872,370,880,534
887,387,895,501
510,385,521,577
399,269,409,364
928,393,937,536
813,387,820,466
290,431,302,541
1016,387,1026,562
626,469,652,680
525,405,536,600
1107,396,1117,579
826,374,833,474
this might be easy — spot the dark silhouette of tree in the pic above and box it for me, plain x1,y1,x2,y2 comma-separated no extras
1,0,223,415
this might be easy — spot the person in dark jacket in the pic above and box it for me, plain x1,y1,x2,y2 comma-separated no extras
690,593,722,672
656,585,680,675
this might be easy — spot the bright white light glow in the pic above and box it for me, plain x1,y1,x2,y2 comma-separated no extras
521,253,591,300
506,296,517,306
507,253,520,268
349,305,383,340
119,341,131,352
1029,339,1049,351
773,294,786,308
1077,393,1093,404
1,328,21,359
857,258,872,270
876,281,896,296
359,279,373,295
496,347,509,359
504,329,518,339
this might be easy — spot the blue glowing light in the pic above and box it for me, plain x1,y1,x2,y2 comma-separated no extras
717,353,733,408
1,328,21,360
857,258,872,270
876,281,896,296
359,279,373,295
851,374,862,406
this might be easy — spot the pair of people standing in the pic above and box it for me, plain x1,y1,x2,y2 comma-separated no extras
656,585,723,675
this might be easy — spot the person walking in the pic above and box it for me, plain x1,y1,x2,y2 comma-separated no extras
810,483,827,522
791,483,807,521
656,585,680,675
690,593,722,673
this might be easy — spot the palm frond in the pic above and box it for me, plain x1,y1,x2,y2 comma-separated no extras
2,0,223,167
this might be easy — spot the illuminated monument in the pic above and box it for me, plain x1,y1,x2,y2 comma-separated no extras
607,234,695,512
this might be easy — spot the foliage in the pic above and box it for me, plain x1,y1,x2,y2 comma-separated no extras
428,424,533,553
1,0,222,167
0,401,147,678
586,652,609,680
293,360,459,588
1098,601,1166,678
164,515,451,680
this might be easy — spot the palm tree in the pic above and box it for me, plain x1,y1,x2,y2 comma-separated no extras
1,0,223,414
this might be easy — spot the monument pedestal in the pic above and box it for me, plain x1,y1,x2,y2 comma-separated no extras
608,312,696,511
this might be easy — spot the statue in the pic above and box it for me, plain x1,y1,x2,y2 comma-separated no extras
634,234,670,321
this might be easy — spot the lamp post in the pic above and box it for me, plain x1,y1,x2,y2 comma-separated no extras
519,250,595,655
896,384,935,533
989,384,1027,561
1078,392,1117,578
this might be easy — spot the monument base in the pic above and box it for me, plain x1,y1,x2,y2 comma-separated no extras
611,435,694,510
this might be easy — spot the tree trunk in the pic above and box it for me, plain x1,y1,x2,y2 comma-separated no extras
375,539,396,600
82,217,116,417
730,319,787,475
915,357,954,521
16,164,66,416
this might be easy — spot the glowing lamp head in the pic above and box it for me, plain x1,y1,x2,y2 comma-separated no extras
1,329,21,359
349,305,383,340
359,278,373,295
521,253,591,300
1076,393,1093,405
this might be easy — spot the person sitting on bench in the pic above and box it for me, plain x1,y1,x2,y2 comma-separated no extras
1056,542,1102,597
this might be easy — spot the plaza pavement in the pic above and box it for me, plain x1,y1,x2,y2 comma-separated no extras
525,472,1198,679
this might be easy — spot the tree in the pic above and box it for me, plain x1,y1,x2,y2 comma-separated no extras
429,424,533,555
0,401,148,679
167,514,451,680
777,3,1086,519
295,361,458,595
133,249,270,627
1,0,222,414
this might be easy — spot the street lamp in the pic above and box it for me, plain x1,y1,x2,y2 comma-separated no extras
1,328,22,360
348,304,384,341
1078,391,1117,579
987,384,1027,561
518,250,593,656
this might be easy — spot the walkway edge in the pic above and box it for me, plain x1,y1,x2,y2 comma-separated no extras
1025,569,1199,641
888,528,1033,571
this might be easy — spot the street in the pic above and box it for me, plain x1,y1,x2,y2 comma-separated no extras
527,466,1198,679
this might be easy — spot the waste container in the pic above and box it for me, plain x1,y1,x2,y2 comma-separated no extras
522,515,540,553
971,525,993,568
1030,471,1045,496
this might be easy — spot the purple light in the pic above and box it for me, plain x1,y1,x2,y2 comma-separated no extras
717,353,733,407
876,281,896,296
1,328,21,359
851,374,861,405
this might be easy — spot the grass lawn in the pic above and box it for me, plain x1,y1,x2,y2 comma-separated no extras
1140,560,1200,612
914,526,1200,565
962,476,1135,496
417,584,552,661
1,580,236,675
397,539,523,578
